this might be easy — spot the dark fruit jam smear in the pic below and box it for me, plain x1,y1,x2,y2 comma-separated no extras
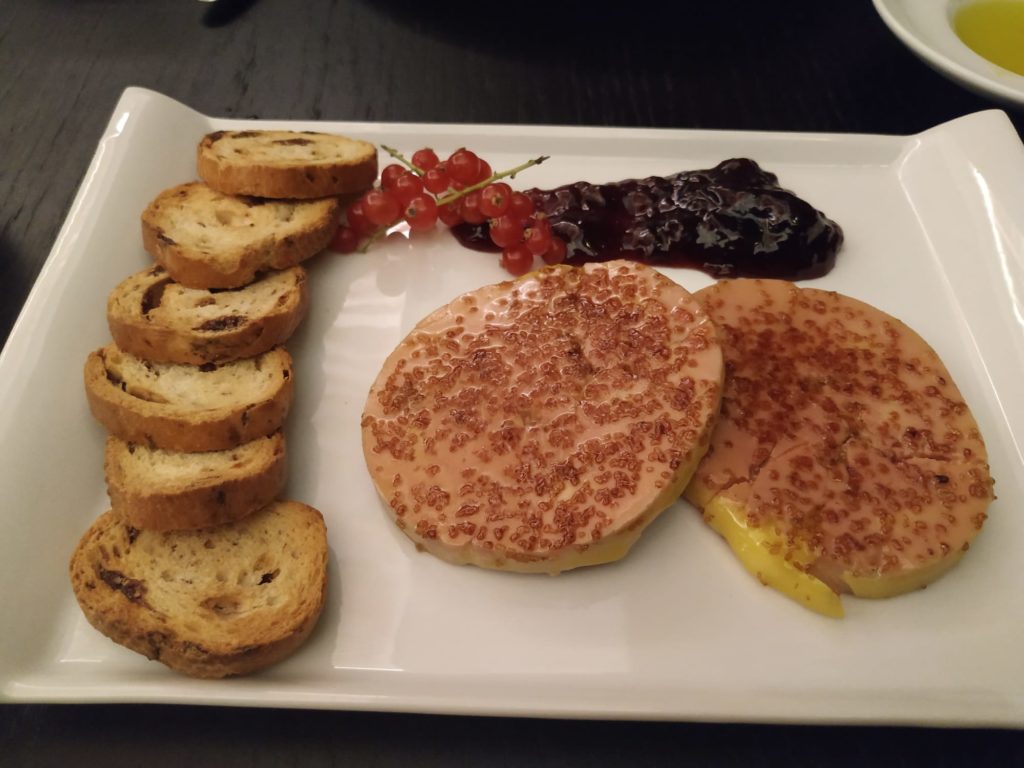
453,158,843,280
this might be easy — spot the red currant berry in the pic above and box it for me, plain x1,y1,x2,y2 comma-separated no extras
524,217,553,256
500,244,534,276
507,192,535,222
437,202,463,228
393,172,425,205
479,182,512,218
363,190,401,226
404,195,439,231
542,235,567,265
489,214,524,248
423,166,450,195
411,148,439,172
330,225,360,254
346,199,376,236
447,149,481,184
460,190,486,224
380,164,406,190
475,158,493,183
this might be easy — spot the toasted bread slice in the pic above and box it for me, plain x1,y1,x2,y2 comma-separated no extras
107,265,309,365
197,129,378,199
362,261,723,574
69,500,328,678
105,433,287,531
141,182,341,289
686,279,994,617
85,344,293,453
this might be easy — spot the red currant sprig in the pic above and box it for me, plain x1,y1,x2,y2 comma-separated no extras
488,196,568,275
330,146,567,276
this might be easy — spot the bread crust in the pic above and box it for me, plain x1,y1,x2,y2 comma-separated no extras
84,344,294,453
105,433,288,531
141,182,341,289
107,265,309,365
197,130,378,199
69,502,328,678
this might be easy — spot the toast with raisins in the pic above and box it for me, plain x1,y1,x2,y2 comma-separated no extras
141,182,340,289
69,500,327,678
106,265,309,365
197,129,377,199
104,432,287,531
85,344,294,453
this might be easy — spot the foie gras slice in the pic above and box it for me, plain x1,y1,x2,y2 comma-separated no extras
687,278,994,617
362,261,724,573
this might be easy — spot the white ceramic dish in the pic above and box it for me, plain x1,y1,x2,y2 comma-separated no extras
874,0,1024,106
2,88,1024,726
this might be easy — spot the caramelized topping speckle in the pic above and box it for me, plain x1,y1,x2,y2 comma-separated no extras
694,279,993,581
362,262,723,566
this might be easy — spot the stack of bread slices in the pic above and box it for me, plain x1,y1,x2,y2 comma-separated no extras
70,129,377,678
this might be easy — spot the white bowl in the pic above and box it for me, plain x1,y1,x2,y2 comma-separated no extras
873,0,1024,106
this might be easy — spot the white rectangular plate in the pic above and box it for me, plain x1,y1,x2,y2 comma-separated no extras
3,88,1023,726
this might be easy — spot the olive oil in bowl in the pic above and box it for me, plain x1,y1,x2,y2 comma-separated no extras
953,0,1024,76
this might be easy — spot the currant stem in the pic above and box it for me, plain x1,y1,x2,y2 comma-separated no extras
436,155,549,207
381,145,424,176
358,226,389,253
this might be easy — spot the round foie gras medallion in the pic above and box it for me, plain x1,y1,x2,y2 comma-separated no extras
361,261,724,573
687,279,995,617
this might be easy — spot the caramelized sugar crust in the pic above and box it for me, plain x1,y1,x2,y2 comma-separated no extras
362,261,723,572
691,279,993,592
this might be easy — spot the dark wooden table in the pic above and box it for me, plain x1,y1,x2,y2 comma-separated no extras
2,1,1022,764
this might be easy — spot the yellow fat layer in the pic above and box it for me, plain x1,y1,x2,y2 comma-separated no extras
701,494,844,619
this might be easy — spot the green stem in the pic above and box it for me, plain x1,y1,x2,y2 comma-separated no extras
380,145,424,176
435,155,549,207
357,226,388,253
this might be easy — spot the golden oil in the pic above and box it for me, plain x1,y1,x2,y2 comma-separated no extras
953,0,1024,76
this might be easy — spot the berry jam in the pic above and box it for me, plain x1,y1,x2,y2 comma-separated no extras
452,158,843,280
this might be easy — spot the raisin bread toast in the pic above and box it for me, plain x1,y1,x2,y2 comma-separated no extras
105,433,287,531
197,129,378,199
141,182,341,289
107,265,309,365
85,344,293,453
69,501,328,678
